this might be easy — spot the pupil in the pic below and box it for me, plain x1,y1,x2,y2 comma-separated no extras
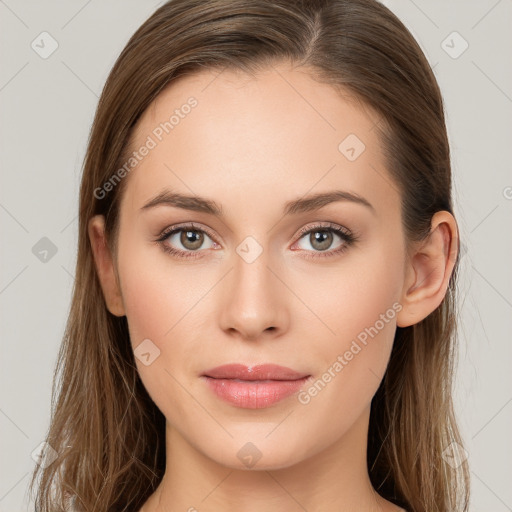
182,230,203,249
312,230,332,251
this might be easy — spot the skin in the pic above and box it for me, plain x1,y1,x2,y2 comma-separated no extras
89,61,458,512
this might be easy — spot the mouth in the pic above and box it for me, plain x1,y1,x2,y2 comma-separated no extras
201,363,312,409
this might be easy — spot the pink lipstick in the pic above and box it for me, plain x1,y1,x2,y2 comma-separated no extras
201,363,311,409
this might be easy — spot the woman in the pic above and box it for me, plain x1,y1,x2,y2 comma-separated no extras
30,0,470,510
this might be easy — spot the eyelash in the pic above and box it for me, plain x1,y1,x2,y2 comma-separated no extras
155,222,357,260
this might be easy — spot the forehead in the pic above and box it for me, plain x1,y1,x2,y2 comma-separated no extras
121,62,397,218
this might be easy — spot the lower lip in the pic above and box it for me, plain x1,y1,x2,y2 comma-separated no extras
202,376,311,409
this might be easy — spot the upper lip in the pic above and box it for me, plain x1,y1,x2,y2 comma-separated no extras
202,364,310,381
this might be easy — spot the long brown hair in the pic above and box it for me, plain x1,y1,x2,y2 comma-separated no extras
30,0,470,510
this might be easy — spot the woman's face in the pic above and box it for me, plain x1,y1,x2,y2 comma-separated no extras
113,62,408,469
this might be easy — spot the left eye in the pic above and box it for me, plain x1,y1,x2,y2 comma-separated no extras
294,227,350,253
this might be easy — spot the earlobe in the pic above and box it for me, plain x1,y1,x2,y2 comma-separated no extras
396,211,458,328
88,215,126,317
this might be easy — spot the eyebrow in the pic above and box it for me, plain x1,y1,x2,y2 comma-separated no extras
140,189,375,216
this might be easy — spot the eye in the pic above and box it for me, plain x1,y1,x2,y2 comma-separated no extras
292,222,357,259
156,222,219,259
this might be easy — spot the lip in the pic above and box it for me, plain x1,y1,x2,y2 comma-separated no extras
201,364,312,409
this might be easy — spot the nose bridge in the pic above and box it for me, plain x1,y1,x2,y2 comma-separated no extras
218,235,287,339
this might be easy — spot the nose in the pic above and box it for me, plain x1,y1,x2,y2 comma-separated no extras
218,246,289,341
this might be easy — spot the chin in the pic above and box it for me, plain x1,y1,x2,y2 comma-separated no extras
201,434,312,471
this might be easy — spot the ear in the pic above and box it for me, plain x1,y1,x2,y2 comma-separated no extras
88,215,126,317
396,211,458,328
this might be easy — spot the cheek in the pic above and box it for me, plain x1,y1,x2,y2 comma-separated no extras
304,238,404,347
291,239,404,406
115,232,224,388
116,244,210,421
117,232,207,346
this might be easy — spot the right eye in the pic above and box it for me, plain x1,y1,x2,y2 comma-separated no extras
157,223,220,259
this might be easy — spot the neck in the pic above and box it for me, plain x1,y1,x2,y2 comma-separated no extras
141,405,401,512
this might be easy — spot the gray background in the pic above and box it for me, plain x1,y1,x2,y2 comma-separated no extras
1,1,511,510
